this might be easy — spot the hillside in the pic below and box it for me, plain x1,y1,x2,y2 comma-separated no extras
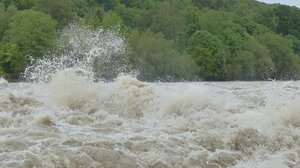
1,0,300,81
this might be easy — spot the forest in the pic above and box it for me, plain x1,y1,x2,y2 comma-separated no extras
0,0,300,81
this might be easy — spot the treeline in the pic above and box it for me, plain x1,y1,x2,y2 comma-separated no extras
1,0,300,81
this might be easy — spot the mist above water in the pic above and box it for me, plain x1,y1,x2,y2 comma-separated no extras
1,25,300,168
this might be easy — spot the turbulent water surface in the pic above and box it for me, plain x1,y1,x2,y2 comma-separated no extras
1,26,300,168
1,76,300,168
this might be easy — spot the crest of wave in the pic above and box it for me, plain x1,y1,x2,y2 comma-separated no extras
24,24,129,82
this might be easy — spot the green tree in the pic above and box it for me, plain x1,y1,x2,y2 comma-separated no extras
0,43,20,78
0,4,18,40
258,32,300,79
114,4,144,29
274,5,300,39
147,1,188,40
84,6,105,28
35,0,75,26
99,0,120,11
0,3,7,40
1,10,57,75
231,38,274,80
178,6,201,49
253,7,277,31
233,0,260,17
192,0,226,10
1,0,300,81
100,12,128,35
119,0,155,9
188,30,227,80
129,30,196,81
74,0,90,17
15,0,37,9
234,17,268,36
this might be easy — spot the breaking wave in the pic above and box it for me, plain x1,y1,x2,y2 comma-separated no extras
2,79,300,167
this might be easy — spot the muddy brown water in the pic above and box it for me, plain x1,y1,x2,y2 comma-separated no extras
0,75,300,168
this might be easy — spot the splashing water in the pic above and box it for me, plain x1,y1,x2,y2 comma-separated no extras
24,24,129,82
1,25,300,168
2,79,300,167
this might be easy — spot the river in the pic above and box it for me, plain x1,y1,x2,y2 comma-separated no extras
1,73,300,168
1,25,300,168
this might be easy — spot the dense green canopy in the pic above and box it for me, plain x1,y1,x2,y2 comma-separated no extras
1,0,300,81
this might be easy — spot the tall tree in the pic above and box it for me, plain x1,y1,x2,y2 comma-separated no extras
188,30,227,80
1,10,57,75
258,32,300,79
0,4,18,40
232,38,274,80
129,30,196,81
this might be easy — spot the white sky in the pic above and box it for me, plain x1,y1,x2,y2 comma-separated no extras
257,0,300,8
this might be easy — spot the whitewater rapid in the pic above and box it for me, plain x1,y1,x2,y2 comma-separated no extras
1,25,300,168
0,74,300,168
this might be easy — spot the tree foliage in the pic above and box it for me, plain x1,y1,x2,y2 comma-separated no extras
129,31,196,81
188,30,227,80
0,10,56,76
1,0,300,81
35,0,75,26
258,32,300,79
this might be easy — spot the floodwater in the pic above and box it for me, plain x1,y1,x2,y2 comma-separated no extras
1,26,300,168
1,73,300,168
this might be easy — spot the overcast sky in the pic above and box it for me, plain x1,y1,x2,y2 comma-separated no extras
257,0,300,8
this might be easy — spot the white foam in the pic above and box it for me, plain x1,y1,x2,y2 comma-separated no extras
1,24,300,167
